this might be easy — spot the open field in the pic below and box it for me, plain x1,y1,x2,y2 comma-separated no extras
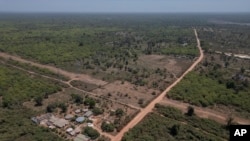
92,81,160,108
138,54,193,78
70,80,99,92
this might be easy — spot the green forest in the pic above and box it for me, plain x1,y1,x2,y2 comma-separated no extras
0,108,64,141
0,63,63,141
168,71,250,114
0,14,198,90
0,63,61,108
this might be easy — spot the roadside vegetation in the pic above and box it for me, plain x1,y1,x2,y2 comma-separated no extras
0,63,61,108
122,104,228,141
168,71,250,110
168,47,250,118
3,58,69,81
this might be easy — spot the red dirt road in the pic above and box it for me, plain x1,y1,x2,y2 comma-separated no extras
112,29,204,141
0,52,107,86
159,98,250,125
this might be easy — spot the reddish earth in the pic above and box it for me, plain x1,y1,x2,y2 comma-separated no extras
0,52,107,86
159,98,250,125
92,80,160,108
112,29,204,141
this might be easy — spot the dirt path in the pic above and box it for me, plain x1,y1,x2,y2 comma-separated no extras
0,52,107,86
112,29,204,141
159,98,250,125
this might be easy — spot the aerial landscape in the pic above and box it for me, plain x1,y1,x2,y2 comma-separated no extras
0,0,250,141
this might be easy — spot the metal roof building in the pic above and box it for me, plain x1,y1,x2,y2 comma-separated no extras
84,111,93,117
76,116,85,123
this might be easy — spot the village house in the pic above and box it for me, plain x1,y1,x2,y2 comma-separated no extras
84,111,93,118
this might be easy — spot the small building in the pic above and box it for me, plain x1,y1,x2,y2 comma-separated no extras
74,134,90,141
74,127,81,134
82,108,88,113
65,114,74,120
48,125,56,129
75,109,81,114
66,128,76,136
40,119,48,126
66,128,73,133
84,111,93,118
76,117,85,123
32,113,52,124
31,117,38,124
110,109,116,113
69,131,76,136
49,116,69,128
87,123,93,127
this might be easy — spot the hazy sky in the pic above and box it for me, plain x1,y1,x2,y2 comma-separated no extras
0,0,249,13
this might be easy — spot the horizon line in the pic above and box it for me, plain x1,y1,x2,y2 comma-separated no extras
1,11,250,14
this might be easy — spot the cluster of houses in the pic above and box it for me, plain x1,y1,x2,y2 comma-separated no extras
31,108,94,141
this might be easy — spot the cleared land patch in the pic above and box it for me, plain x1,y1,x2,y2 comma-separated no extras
92,81,160,108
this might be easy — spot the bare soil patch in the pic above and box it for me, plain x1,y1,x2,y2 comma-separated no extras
23,88,75,112
92,81,160,108
210,104,250,120
138,54,193,77
70,80,99,92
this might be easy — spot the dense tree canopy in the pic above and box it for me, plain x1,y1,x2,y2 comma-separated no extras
0,64,61,108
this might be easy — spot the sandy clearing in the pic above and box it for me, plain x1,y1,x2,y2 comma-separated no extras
92,80,159,108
